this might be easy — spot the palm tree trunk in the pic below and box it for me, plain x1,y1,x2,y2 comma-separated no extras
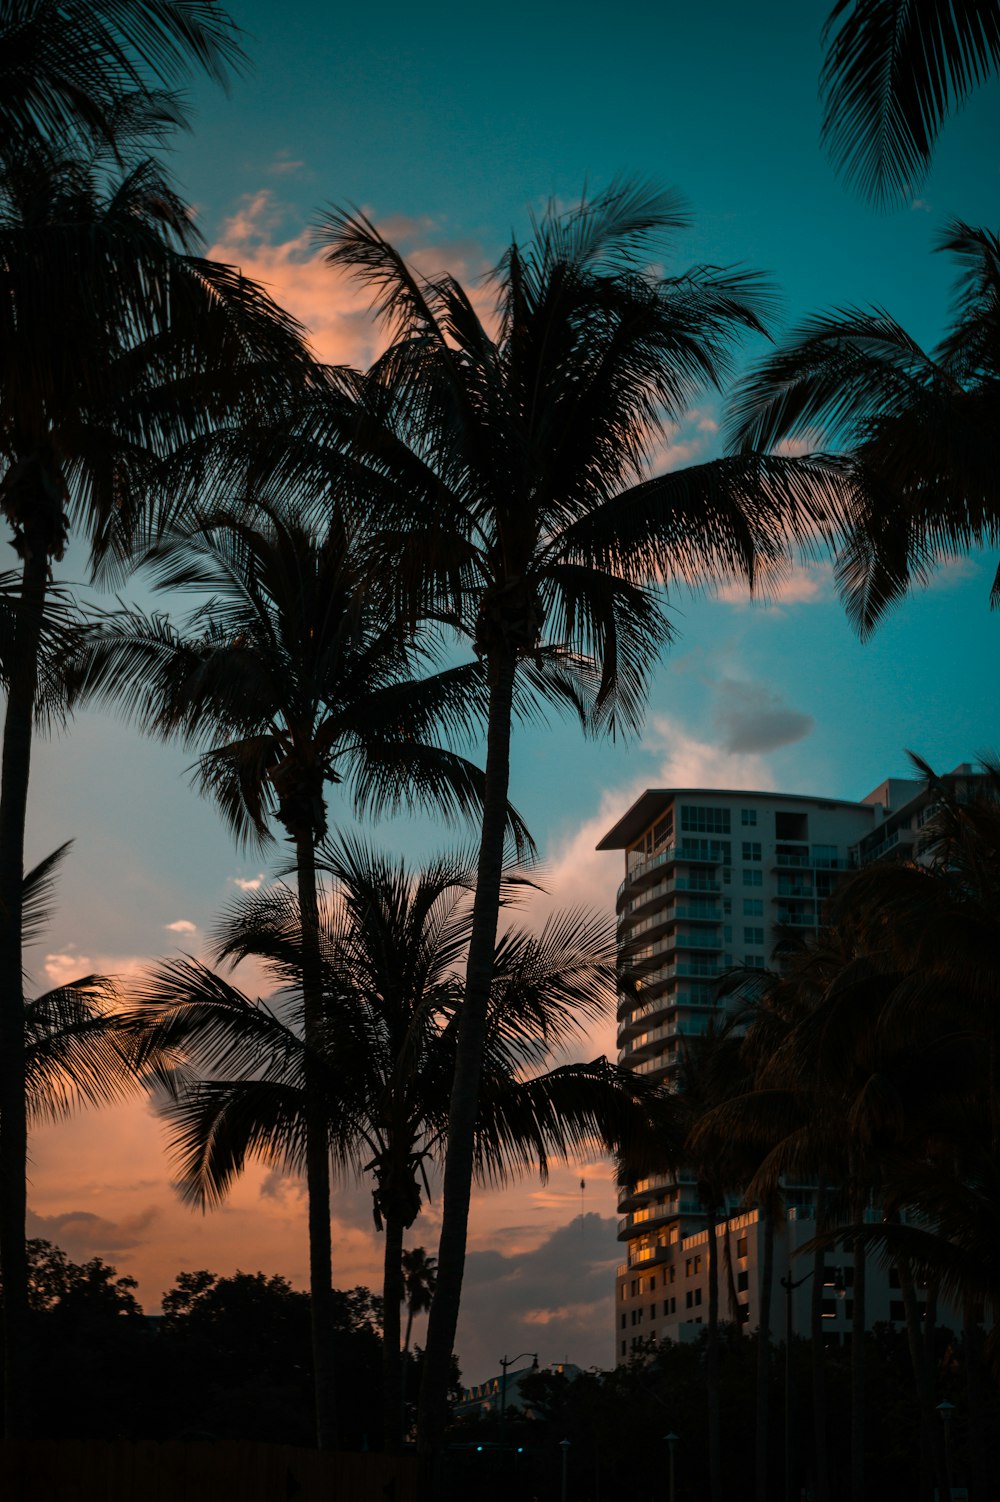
0,539,49,1439
850,1239,866,1502
963,1298,989,1502
706,1205,722,1502
295,828,337,1451
723,1215,740,1320
895,1248,944,1498
418,648,517,1471
754,1207,774,1502
382,1212,405,1452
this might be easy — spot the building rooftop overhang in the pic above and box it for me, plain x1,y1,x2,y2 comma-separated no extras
596,786,874,850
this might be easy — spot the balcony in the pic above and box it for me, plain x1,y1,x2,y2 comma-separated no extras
775,910,816,927
673,930,722,950
618,843,727,900
617,874,720,920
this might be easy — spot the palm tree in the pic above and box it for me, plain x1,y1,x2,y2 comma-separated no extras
0,145,312,1436
74,506,530,1447
129,840,664,1451
0,0,245,160
316,181,841,1455
401,1247,437,1364
820,0,1000,206
728,220,999,638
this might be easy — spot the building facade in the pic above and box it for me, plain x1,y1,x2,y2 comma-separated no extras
600,768,980,1358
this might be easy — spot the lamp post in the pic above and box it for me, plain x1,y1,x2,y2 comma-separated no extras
664,1432,678,1502
498,1351,538,1449
780,1268,813,1502
937,1400,955,1500
560,1437,571,1502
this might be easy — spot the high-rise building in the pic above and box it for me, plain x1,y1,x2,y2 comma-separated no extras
599,766,982,1357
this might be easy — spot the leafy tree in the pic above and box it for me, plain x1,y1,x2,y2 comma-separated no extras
77,504,526,1447
728,221,999,638
0,140,312,1436
820,0,1000,206
131,839,665,1450
317,180,837,1457
0,0,245,160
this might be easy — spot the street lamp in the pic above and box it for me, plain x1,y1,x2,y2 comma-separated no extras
937,1400,956,1500
664,1432,678,1502
560,1437,571,1502
498,1351,538,1448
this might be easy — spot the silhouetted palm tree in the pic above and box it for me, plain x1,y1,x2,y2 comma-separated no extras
131,840,662,1449
317,181,840,1455
729,222,999,637
0,0,244,160
75,507,528,1446
820,0,1000,205
0,147,312,1434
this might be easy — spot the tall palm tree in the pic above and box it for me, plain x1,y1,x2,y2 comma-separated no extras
317,182,840,1456
728,220,999,637
74,506,529,1447
0,146,312,1435
129,841,663,1451
820,0,1000,206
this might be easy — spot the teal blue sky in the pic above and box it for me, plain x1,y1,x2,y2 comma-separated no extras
22,2,1000,1380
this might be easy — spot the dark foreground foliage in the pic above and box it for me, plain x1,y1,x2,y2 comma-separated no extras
443,1325,999,1502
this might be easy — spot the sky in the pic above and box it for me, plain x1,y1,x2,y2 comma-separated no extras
18,1,1000,1386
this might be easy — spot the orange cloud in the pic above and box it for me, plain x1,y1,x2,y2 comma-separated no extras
207,192,497,368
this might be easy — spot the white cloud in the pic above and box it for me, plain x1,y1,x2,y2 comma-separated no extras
231,873,267,891
164,919,197,935
43,951,92,988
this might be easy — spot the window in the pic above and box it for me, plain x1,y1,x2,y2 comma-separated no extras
743,869,763,887
745,954,764,967
812,844,839,868
694,1288,702,1307
741,808,757,826
724,925,732,942
723,899,732,914
744,927,764,945
742,841,762,861
890,1301,906,1322
722,867,732,884
670,1296,677,1314
743,898,763,916
775,811,808,841
681,805,731,833
668,1265,676,1283
737,1235,748,1257
685,1290,694,1309
650,1305,656,1321
621,1341,627,1357
620,1313,626,1329
685,1255,701,1276
737,1271,749,1292
652,815,673,850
